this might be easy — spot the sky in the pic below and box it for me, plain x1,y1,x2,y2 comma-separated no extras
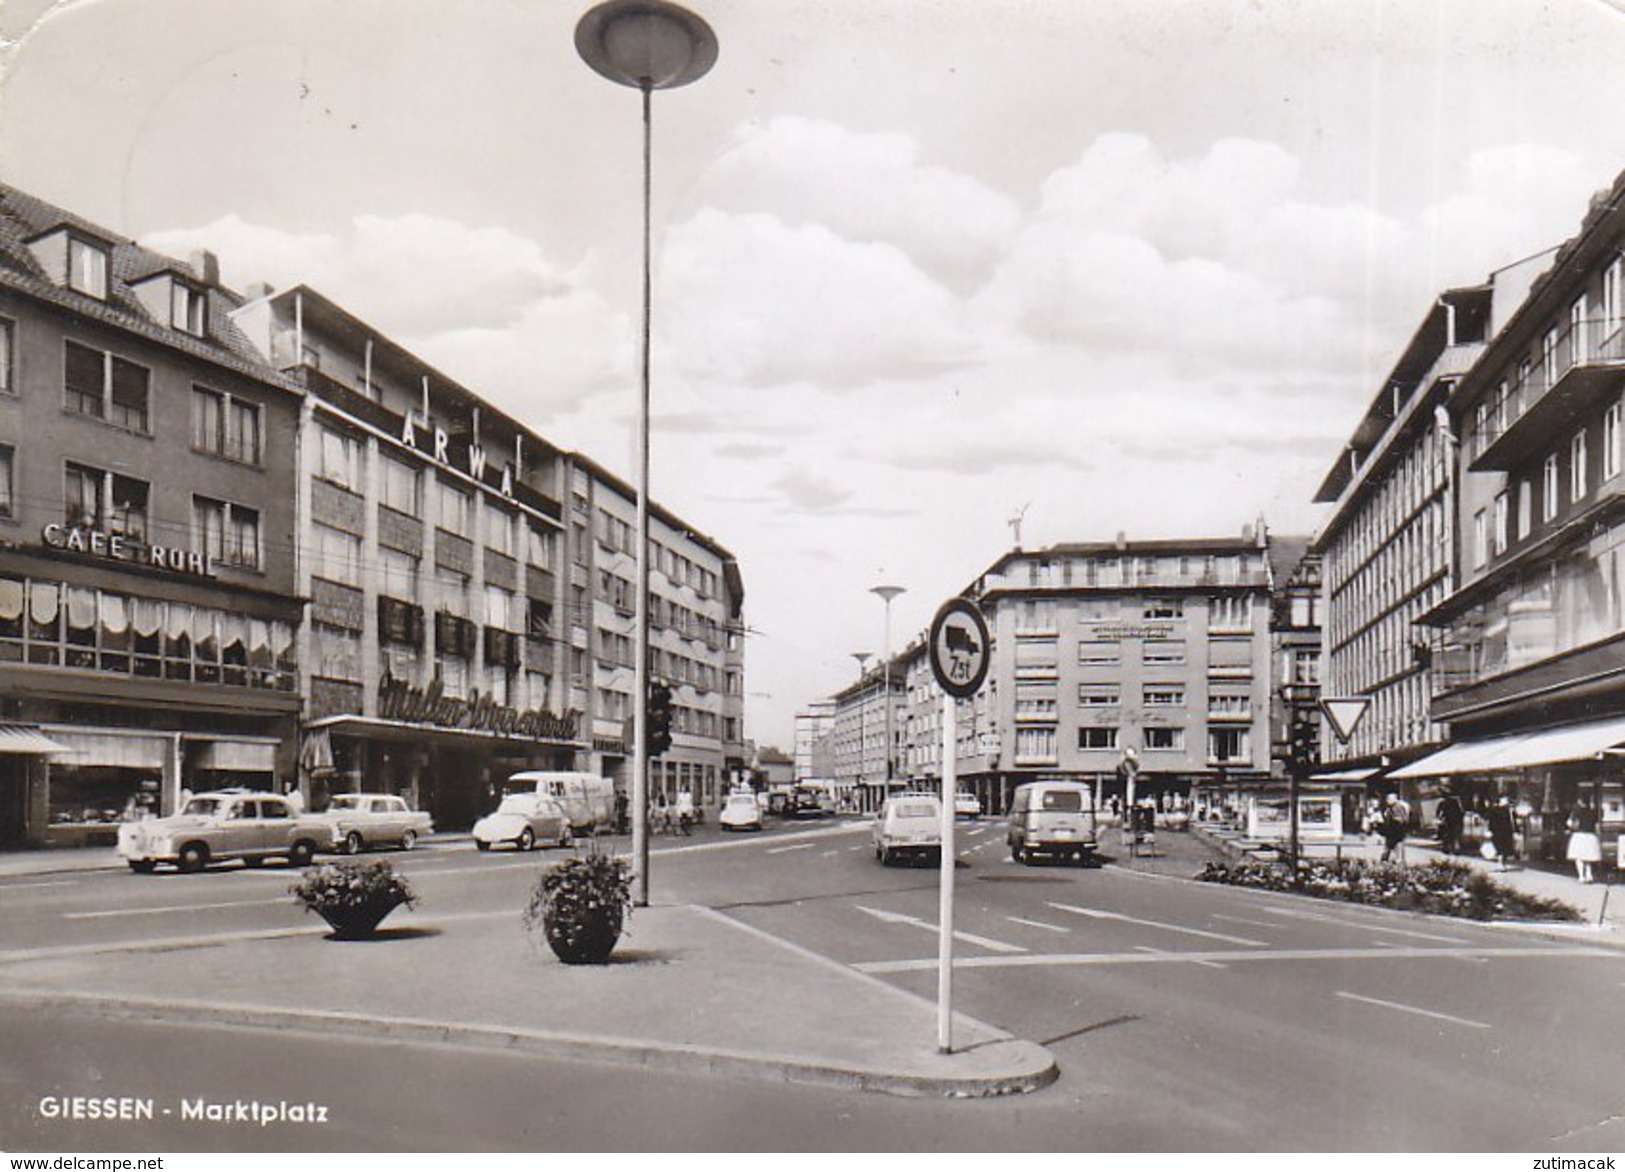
4,0,1625,750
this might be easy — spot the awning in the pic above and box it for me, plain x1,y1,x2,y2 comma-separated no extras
1311,767,1378,782
0,724,71,755
1388,714,1625,779
187,739,278,772
40,729,169,770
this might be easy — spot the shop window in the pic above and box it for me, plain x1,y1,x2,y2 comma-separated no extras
64,586,97,669
97,590,130,673
132,598,162,677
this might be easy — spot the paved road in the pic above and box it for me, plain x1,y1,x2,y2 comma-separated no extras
3,816,1623,1151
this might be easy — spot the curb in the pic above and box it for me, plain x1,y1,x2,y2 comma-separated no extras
0,986,1058,1100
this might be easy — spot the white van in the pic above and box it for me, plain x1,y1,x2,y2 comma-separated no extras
504,771,616,834
1007,781,1098,866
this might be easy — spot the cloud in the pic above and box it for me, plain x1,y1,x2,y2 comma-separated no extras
661,208,977,388
697,116,1022,288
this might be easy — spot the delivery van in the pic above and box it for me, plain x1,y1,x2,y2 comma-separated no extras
504,771,616,834
1007,780,1098,865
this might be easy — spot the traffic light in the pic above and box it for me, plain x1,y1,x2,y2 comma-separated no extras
646,681,673,757
1287,707,1317,776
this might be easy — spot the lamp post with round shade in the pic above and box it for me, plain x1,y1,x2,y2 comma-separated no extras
575,0,717,907
870,585,906,791
850,651,872,796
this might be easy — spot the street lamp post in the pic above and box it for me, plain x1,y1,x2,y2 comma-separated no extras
851,651,872,797
575,0,717,907
871,586,905,791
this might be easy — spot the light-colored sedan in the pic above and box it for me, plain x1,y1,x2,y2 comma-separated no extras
718,792,764,832
873,795,943,866
472,794,574,852
313,793,433,854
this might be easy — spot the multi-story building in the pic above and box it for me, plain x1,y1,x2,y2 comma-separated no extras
950,526,1303,817
1398,170,1625,858
830,657,906,811
793,699,836,781
0,185,304,846
1313,285,1494,778
229,285,746,828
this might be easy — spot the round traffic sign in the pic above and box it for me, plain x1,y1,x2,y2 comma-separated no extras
929,598,991,698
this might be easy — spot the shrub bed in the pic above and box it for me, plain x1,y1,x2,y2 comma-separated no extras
1197,857,1581,922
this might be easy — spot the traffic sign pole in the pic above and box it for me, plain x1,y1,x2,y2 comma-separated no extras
938,691,956,1053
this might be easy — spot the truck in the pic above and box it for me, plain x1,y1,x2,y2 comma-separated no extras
503,771,616,834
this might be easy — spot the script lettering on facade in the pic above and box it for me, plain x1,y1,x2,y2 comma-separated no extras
378,670,579,742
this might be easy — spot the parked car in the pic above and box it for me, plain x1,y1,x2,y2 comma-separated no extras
719,791,764,832
311,793,433,854
873,795,943,866
116,789,328,873
1007,781,1098,865
954,791,982,820
472,794,574,852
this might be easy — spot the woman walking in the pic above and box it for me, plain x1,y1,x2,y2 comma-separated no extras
1566,800,1602,884
1487,795,1518,870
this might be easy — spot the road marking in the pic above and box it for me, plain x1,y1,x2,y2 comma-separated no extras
1335,990,1492,1030
766,842,817,855
3,880,78,890
820,850,840,858
1047,902,1269,947
855,904,1027,953
1260,905,1476,944
1005,916,1070,934
854,944,1618,974
65,898,287,919
1211,914,1280,930
1136,945,1226,970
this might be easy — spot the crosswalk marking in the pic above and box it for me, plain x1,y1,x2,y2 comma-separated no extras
1005,915,1069,934
855,904,1026,954
1136,944,1226,970
854,944,1616,974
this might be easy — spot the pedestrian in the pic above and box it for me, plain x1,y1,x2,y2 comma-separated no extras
1378,792,1410,864
1566,800,1602,884
1487,795,1518,870
1436,790,1465,856
284,785,304,814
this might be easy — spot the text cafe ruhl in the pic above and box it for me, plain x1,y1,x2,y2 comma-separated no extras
41,523,216,578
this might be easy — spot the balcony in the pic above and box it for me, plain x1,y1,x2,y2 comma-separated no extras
1472,318,1625,472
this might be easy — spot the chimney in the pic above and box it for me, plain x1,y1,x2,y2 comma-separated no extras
189,249,220,286
1114,530,1127,550
1255,513,1268,547
242,281,275,302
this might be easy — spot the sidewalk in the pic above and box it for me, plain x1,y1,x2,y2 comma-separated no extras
0,838,1056,1100
1195,822,1625,938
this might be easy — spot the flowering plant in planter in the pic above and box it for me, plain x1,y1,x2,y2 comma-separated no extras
291,859,418,939
522,846,633,964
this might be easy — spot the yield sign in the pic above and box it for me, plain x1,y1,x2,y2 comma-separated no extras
1319,696,1371,744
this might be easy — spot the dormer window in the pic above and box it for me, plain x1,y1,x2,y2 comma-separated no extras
67,236,109,300
171,282,206,336
130,270,209,338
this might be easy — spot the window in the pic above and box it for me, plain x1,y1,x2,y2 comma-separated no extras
486,585,518,631
1014,683,1057,719
377,454,420,516
1077,641,1119,666
1571,431,1588,502
1143,598,1182,619
172,283,206,336
1572,297,1589,365
1078,685,1119,706
1209,692,1250,718
379,548,419,600
1143,686,1184,707
1077,726,1118,751
1143,727,1184,751
1606,401,1623,482
1542,328,1559,390
0,444,12,517
0,318,12,394
1493,491,1509,555
67,237,108,299
1143,640,1185,665
1543,453,1560,521
485,502,516,558
526,525,555,569
1208,594,1252,630
1208,727,1250,764
1518,480,1532,540
311,624,362,681
1014,727,1056,763
64,464,148,540
64,341,150,433
195,497,262,570
317,427,364,492
309,522,360,586
438,481,471,532
192,387,262,464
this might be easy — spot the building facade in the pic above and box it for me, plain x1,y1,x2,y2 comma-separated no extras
793,699,836,781
0,185,303,846
1313,285,1493,778
1401,171,1625,859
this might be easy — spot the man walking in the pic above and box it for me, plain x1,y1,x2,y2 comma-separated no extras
1378,792,1410,864
1436,790,1465,855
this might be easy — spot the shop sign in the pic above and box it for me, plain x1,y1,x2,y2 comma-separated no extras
398,416,514,498
378,670,578,741
1085,622,1174,641
41,524,215,578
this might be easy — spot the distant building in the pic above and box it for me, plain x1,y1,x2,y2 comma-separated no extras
793,699,836,781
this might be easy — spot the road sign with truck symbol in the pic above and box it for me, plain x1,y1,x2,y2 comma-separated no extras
929,598,990,698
